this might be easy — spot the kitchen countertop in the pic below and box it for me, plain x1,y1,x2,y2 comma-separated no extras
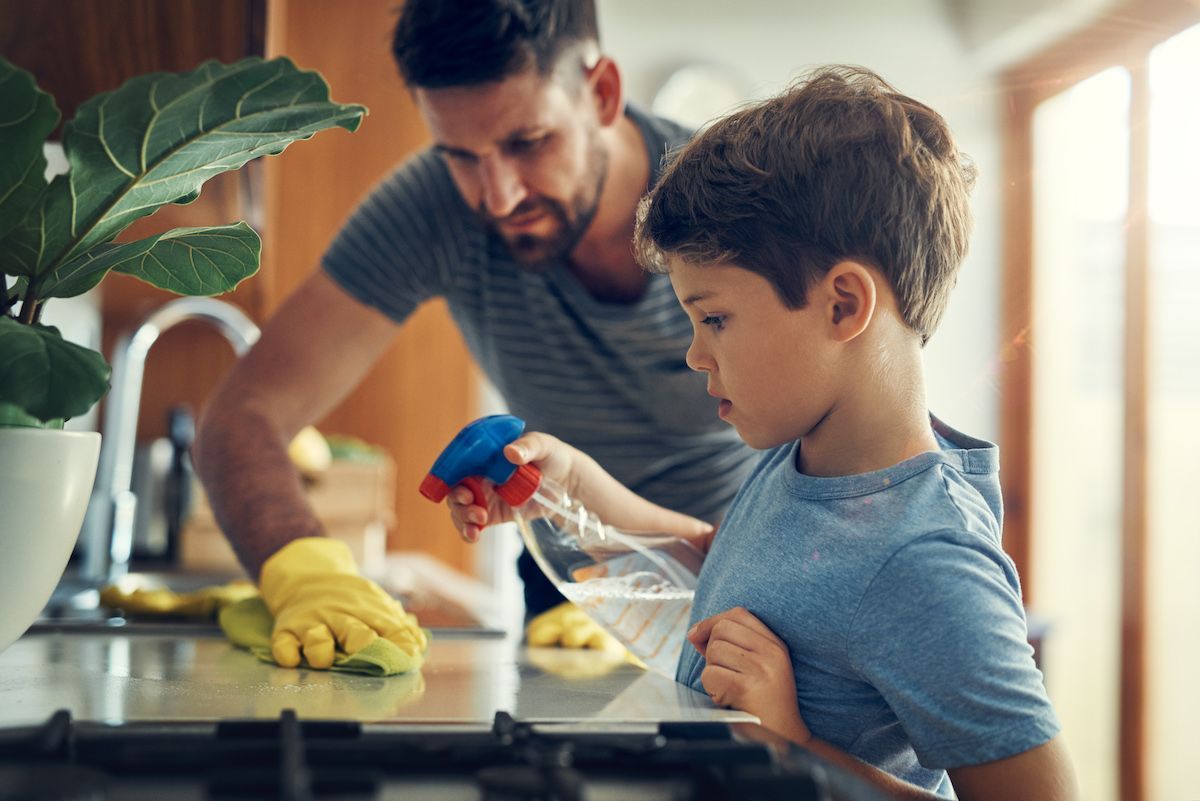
0,629,757,728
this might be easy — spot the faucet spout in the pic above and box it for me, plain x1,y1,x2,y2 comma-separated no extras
80,297,261,585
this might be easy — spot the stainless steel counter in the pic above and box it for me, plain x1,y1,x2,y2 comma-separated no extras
0,630,756,727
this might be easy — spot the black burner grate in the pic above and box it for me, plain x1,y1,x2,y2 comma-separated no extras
0,710,891,801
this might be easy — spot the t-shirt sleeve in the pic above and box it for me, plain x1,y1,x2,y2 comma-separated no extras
322,151,475,322
846,530,1061,769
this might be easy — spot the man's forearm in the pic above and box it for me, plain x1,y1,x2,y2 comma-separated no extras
194,405,323,580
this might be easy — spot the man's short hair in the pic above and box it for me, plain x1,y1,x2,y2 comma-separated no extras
393,0,599,89
635,66,977,345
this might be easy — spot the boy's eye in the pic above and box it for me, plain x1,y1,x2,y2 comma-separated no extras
700,315,726,331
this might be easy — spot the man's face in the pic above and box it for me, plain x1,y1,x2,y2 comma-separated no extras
668,258,836,450
415,66,607,270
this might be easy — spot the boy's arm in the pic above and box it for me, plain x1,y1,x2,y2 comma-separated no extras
948,738,1077,801
690,608,1078,801
798,735,1075,801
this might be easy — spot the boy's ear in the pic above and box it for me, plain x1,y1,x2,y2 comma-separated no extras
820,261,876,343
586,56,624,127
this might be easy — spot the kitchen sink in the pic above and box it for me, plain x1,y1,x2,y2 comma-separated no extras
32,568,507,638
30,569,240,635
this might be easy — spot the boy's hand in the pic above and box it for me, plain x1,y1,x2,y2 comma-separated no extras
446,431,714,545
446,479,515,543
688,607,811,744
446,431,581,542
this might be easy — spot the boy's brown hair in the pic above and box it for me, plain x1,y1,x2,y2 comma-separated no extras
635,65,976,345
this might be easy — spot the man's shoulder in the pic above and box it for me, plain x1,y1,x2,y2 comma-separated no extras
637,107,693,148
374,148,464,208
322,146,489,302
337,147,482,253
626,104,693,172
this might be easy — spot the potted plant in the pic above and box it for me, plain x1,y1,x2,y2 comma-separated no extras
0,56,366,652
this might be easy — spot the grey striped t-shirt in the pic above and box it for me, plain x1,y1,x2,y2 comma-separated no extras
322,107,756,523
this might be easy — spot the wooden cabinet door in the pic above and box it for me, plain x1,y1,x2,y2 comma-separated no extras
263,0,480,575
3,0,481,577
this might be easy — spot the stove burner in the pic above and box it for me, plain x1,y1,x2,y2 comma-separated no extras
0,709,889,801
0,765,108,801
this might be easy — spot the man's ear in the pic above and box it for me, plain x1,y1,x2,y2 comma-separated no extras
587,56,624,127
820,261,876,343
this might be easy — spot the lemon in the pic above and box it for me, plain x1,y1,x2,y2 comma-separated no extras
287,425,332,477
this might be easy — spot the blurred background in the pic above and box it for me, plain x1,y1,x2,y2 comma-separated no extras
2,2,1197,799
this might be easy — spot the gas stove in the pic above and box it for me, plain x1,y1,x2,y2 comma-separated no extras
0,709,891,801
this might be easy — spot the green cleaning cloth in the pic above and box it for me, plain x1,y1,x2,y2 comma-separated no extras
218,597,428,677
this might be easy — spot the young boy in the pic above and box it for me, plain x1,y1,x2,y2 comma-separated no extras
447,66,1076,800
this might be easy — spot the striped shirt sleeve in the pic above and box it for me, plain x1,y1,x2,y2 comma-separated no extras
322,151,474,322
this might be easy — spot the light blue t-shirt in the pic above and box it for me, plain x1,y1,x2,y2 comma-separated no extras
677,417,1060,796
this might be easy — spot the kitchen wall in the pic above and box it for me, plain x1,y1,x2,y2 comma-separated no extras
1,0,482,578
599,0,1066,443
488,0,1078,627
487,0,1035,621
8,0,1110,586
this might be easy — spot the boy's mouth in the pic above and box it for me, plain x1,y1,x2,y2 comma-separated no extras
718,399,733,419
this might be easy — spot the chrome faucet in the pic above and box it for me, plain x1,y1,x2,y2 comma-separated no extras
80,297,260,585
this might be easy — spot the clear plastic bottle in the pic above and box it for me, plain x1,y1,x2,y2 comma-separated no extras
420,415,703,678
512,475,702,677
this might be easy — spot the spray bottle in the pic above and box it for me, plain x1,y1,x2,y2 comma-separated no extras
419,415,702,678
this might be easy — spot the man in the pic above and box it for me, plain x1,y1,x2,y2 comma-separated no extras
195,0,755,669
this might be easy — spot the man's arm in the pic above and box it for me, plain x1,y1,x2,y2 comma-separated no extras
194,269,399,579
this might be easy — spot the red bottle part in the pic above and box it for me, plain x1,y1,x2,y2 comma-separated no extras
418,414,541,509
495,463,540,506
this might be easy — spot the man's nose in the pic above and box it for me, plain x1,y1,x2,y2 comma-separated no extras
479,155,526,219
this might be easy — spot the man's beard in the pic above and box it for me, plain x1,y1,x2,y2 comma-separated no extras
480,142,608,272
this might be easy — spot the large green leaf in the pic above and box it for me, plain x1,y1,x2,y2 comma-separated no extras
0,58,59,250
41,221,261,298
1,57,365,279
4,275,24,308
0,317,111,422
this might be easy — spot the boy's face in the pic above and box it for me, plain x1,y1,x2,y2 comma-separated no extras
669,258,835,450
415,64,608,269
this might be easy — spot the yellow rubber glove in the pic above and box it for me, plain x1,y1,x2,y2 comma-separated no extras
99,579,258,619
259,537,427,670
526,601,623,650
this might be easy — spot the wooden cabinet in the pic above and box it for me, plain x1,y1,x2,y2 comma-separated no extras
261,0,482,573
1,0,482,576
1,0,269,440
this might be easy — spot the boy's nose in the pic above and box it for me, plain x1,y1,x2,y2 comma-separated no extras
479,155,526,219
685,339,713,372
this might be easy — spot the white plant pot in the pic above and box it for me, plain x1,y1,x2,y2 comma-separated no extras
0,427,101,653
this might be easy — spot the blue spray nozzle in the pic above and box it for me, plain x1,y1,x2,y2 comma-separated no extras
418,415,541,507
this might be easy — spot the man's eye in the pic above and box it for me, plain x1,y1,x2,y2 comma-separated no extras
506,136,548,155
701,315,726,331
435,146,479,165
